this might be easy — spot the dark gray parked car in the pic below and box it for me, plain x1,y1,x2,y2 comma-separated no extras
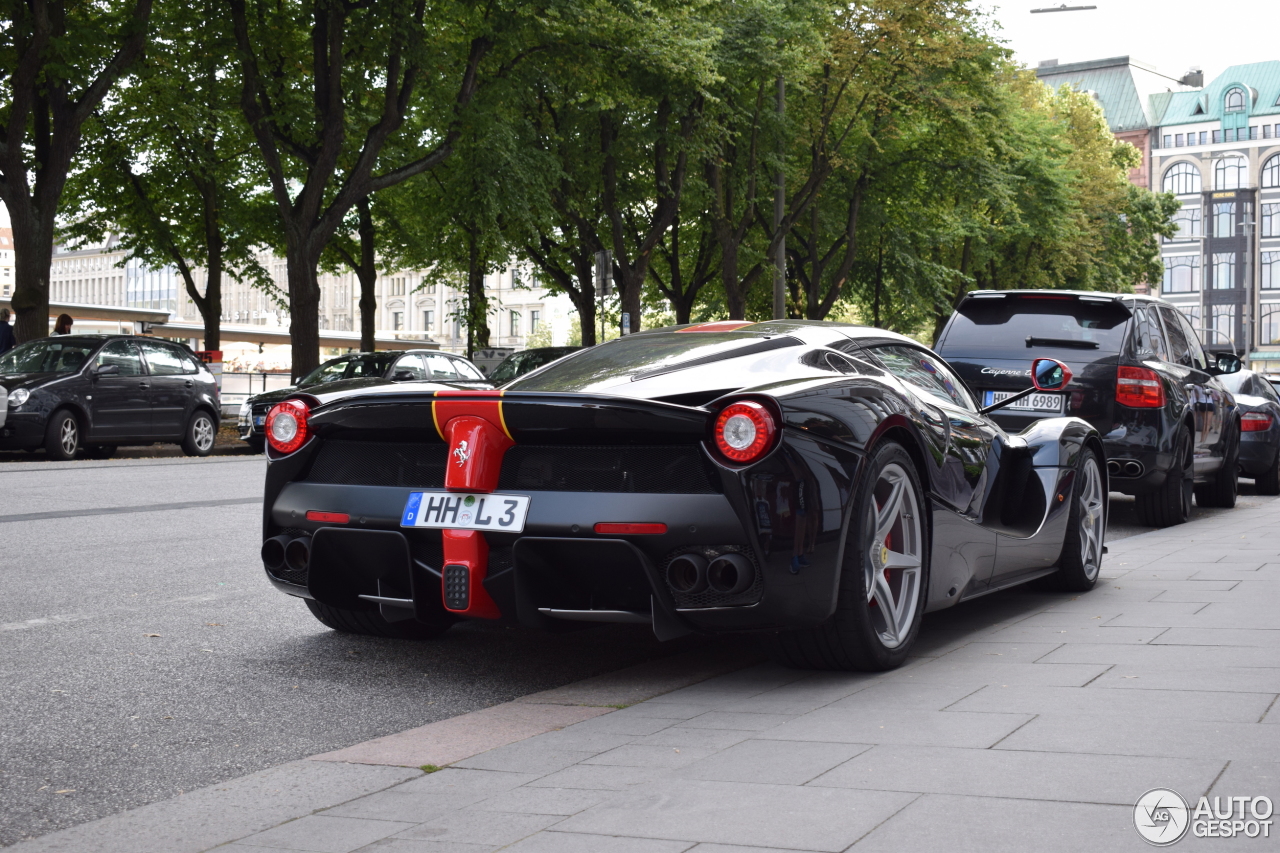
1218,369,1280,494
239,350,491,451
0,335,221,460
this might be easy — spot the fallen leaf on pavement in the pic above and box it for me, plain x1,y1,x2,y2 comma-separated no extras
143,633,161,638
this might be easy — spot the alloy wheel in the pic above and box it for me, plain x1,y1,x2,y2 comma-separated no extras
60,418,78,456
1078,456,1104,581
194,416,215,452
865,462,923,649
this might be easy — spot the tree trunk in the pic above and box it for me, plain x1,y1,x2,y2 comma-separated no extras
9,203,56,343
199,184,225,351
466,235,489,359
355,198,378,352
285,240,322,383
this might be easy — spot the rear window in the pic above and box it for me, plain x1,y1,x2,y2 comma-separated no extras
942,297,1130,353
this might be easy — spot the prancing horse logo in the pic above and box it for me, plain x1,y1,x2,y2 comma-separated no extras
453,440,470,466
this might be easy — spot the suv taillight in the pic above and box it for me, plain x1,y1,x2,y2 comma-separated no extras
1115,366,1165,408
265,399,311,454
1242,412,1272,432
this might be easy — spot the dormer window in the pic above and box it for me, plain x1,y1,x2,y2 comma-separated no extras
1225,87,1246,113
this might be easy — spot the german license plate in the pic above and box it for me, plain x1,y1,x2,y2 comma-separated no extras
400,491,530,532
254,416,266,427
983,390,1064,413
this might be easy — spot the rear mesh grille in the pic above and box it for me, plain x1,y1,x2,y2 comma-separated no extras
499,446,717,493
305,441,717,494
308,441,449,488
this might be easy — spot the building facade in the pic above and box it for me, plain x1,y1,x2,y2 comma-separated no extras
47,236,571,356
1150,62,1280,370
1036,57,1202,191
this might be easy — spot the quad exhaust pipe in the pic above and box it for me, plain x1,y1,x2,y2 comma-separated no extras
1106,459,1144,478
666,550,757,597
262,534,311,573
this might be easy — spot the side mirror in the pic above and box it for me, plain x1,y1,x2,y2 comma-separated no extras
1031,358,1073,391
93,363,120,377
392,369,416,382
1214,353,1242,375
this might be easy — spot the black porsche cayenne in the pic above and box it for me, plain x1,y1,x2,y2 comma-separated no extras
935,291,1241,527
0,335,221,460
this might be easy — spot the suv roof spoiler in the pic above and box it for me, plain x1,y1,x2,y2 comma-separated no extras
964,290,1124,305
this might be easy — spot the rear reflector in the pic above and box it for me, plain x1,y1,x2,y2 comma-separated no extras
1115,366,1165,408
594,523,668,535
306,511,350,524
1242,413,1273,432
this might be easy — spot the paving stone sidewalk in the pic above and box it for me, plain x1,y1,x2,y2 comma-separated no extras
16,496,1280,852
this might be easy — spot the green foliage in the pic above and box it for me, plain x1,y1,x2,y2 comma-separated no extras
60,0,275,348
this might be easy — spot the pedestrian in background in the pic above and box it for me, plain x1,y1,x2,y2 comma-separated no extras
51,314,73,336
0,308,14,354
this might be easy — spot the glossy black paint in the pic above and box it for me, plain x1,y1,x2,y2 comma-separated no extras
260,320,1105,637
239,349,491,443
936,291,1239,495
1218,369,1280,477
0,335,220,452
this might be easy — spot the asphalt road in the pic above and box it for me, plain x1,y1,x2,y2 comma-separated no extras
0,452,1266,846
0,455,716,847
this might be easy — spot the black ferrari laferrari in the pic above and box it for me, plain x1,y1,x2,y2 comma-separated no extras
258,320,1105,671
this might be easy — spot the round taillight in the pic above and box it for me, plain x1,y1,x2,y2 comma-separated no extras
714,400,777,464
266,399,310,454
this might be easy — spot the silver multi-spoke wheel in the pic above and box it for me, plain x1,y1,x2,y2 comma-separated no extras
865,462,923,649
1078,456,1104,581
60,418,78,456
193,416,215,452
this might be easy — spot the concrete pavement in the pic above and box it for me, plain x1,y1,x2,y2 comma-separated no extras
9,491,1279,851
0,456,734,846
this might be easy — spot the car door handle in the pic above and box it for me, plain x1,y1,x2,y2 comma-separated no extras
185,380,194,388
139,382,149,389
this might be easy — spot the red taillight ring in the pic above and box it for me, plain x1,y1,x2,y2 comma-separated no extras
714,400,778,464
266,399,311,454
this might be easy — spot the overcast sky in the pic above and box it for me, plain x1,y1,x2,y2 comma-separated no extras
1,2,1274,231
981,0,1274,82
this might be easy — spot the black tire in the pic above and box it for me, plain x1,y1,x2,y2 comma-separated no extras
1195,421,1239,508
181,410,217,457
304,599,453,640
44,410,81,461
83,444,117,460
769,440,929,672
1256,447,1280,496
1134,427,1192,527
1047,447,1105,592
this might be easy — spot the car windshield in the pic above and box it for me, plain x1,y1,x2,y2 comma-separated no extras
0,339,97,375
488,349,576,385
944,297,1130,353
299,353,396,386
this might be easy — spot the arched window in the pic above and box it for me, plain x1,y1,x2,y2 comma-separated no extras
1263,154,1280,189
1261,304,1280,346
1225,88,1246,112
1215,156,1247,190
1162,162,1202,195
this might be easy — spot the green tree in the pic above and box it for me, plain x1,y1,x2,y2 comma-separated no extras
0,0,153,342
62,0,270,350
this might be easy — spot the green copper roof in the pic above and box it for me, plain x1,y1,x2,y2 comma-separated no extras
1037,59,1152,133
1159,61,1280,127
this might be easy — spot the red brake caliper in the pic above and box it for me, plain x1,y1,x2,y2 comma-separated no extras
433,393,514,619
